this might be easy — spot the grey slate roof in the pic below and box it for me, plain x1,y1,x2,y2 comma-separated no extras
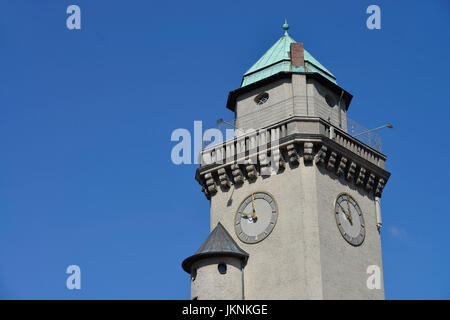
182,222,249,273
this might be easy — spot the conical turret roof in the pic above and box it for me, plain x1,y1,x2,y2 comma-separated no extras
182,222,248,273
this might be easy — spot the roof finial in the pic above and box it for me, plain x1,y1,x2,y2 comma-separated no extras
282,19,289,34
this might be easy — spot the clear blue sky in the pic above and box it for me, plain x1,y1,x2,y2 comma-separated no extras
1,0,449,299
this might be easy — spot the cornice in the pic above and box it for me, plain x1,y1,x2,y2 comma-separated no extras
195,118,390,200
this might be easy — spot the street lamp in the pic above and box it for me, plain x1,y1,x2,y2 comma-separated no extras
216,118,235,128
353,123,393,137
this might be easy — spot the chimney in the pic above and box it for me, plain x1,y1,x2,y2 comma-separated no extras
290,43,304,67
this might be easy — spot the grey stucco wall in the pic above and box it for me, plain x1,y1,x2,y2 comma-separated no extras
234,74,347,133
191,256,243,300
306,78,347,131
235,78,293,131
209,160,323,299
314,166,384,300
203,158,384,299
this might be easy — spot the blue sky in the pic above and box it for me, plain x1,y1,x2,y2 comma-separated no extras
0,0,449,299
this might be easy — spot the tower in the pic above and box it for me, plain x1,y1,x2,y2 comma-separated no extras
182,22,390,300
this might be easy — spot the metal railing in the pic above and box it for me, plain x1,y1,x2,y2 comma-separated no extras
346,117,382,152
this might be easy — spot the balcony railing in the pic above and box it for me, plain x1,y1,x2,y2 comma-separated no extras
203,116,382,153
346,117,382,152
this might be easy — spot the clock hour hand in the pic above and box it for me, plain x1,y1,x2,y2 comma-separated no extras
242,211,257,221
346,196,353,224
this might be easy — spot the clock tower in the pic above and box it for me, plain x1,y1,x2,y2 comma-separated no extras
182,22,390,300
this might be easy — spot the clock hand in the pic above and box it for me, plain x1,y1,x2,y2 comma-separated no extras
337,202,352,224
251,193,258,220
346,196,353,224
251,193,256,213
242,211,257,222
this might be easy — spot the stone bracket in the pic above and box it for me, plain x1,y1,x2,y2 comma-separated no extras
336,157,348,177
327,151,337,172
303,142,314,164
356,168,366,186
218,168,231,189
245,161,257,180
231,164,244,185
203,172,217,197
315,145,327,165
346,161,357,182
286,143,299,165
197,139,390,199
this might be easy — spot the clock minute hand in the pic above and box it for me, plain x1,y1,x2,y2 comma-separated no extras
251,193,258,220
251,193,255,212
337,202,352,223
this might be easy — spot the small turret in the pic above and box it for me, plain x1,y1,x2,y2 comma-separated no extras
182,223,248,300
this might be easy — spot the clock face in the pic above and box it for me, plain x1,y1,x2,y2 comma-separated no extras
334,193,365,246
235,192,278,244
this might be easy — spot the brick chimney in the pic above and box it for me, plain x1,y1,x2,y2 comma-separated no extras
290,43,304,67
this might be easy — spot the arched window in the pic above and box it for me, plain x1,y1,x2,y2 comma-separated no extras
218,263,227,275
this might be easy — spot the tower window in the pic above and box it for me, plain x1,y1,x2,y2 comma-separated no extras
325,94,335,108
218,263,227,274
254,92,269,105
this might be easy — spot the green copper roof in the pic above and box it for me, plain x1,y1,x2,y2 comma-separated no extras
241,26,337,87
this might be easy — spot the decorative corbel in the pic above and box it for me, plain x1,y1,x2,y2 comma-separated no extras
375,178,386,197
231,164,244,185
218,168,231,189
365,172,375,192
286,143,299,165
336,156,348,176
346,161,357,182
315,145,327,165
303,142,314,164
356,167,366,186
327,152,337,171
204,172,217,195
245,161,257,180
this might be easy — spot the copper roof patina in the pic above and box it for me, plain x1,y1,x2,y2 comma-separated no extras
241,21,337,87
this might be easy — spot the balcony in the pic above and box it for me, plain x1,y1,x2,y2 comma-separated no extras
199,116,386,170
204,115,383,152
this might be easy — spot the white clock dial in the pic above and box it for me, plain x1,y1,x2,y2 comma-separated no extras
235,192,278,244
335,193,365,246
